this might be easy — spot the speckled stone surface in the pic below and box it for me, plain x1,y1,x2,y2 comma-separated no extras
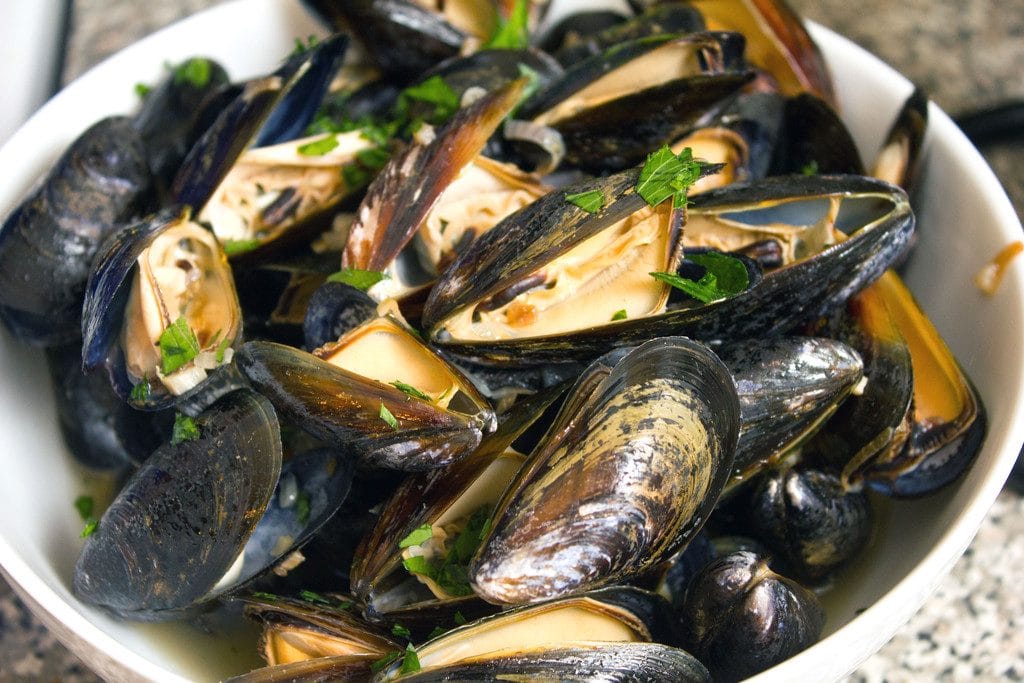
1,0,1022,681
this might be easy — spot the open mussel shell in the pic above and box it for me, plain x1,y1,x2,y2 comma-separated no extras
226,655,379,683
0,116,154,346
343,78,541,300
470,337,740,605
770,93,865,176
236,318,496,471
351,386,565,627
378,587,678,679
717,336,864,488
81,206,243,410
132,57,231,197
426,174,912,367
520,32,754,172
686,0,834,104
303,282,380,351
395,642,711,682
872,87,929,192
679,550,825,682
746,466,872,581
74,390,282,620
839,272,987,497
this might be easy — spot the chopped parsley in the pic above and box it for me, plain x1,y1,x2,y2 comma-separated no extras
400,644,422,674
428,626,448,639
171,413,201,444
401,506,491,596
81,520,99,538
75,494,98,537
158,317,200,375
453,610,468,625
397,75,460,125
356,147,391,170
251,591,279,601
391,381,431,401
222,238,263,256
485,0,530,49
296,491,311,525
380,403,399,430
650,252,750,304
134,82,152,99
173,58,213,89
297,135,339,156
391,623,412,639
326,268,387,291
370,651,402,674
130,378,151,403
565,190,605,214
342,163,370,189
300,589,331,605
292,35,319,56
399,524,434,549
611,309,628,321
636,146,704,209
215,336,232,364
801,160,820,176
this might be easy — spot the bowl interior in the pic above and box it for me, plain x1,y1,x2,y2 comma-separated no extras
0,2,1021,681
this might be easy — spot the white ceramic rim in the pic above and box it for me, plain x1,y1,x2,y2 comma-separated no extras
0,2,1020,681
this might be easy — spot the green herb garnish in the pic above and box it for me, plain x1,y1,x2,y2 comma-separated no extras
74,496,94,521
801,160,819,176
130,378,151,403
291,35,319,56
611,309,628,321
371,651,402,674
342,163,370,188
171,413,200,444
158,317,200,375
300,589,331,605
81,520,99,538
222,238,262,256
402,555,434,576
400,524,434,549
636,145,704,209
134,82,152,98
397,76,460,125
565,189,605,214
400,644,422,674
485,0,529,49
298,135,339,156
326,268,387,291
357,147,391,171
380,403,399,430
650,252,749,304
173,58,212,88
215,337,232,364
296,491,311,525
391,381,431,401
251,591,279,601
401,506,491,597
453,610,467,625
428,626,448,639
391,624,412,639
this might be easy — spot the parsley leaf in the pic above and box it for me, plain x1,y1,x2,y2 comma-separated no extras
81,520,99,538
565,190,605,214
251,591,279,601
391,381,431,401
636,146,704,208
611,309,628,321
453,610,467,625
380,403,399,430
300,589,331,605
173,58,212,89
291,35,319,57
298,135,339,156
400,506,491,597
801,160,819,176
402,555,435,578
392,623,412,639
357,147,390,170
397,76,460,125
134,82,152,98
326,268,387,291
399,524,434,549
428,626,448,639
215,337,232,364
159,317,200,375
74,495,94,521
296,491,311,525
371,651,402,674
171,413,201,444
485,0,529,49
222,238,262,256
342,163,370,188
400,644,421,674
130,378,151,403
650,252,749,304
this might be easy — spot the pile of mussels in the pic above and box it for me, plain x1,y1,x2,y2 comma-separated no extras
0,0,987,680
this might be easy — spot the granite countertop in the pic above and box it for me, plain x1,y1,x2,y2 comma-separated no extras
2,0,1023,680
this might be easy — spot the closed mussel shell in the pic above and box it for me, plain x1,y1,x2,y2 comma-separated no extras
470,337,740,605
73,389,282,620
0,116,153,346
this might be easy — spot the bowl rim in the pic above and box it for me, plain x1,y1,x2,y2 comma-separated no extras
0,2,1021,682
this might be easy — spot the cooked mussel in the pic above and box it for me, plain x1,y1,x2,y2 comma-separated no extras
81,206,243,409
470,337,739,605
0,116,154,346
237,306,496,471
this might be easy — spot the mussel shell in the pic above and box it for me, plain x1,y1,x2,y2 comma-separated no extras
717,336,864,486
871,87,928,191
427,175,913,366
770,93,865,176
0,116,154,346
470,337,740,604
680,550,825,682
395,642,711,682
225,655,378,683
74,389,282,620
747,467,872,581
236,341,494,471
303,282,380,351
132,57,231,195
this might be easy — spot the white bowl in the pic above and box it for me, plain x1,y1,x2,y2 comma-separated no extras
0,1,1021,680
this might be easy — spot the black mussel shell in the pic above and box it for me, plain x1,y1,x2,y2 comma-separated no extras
303,282,379,351
871,87,928,192
0,116,154,346
771,93,864,176
74,390,282,620
680,550,825,682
